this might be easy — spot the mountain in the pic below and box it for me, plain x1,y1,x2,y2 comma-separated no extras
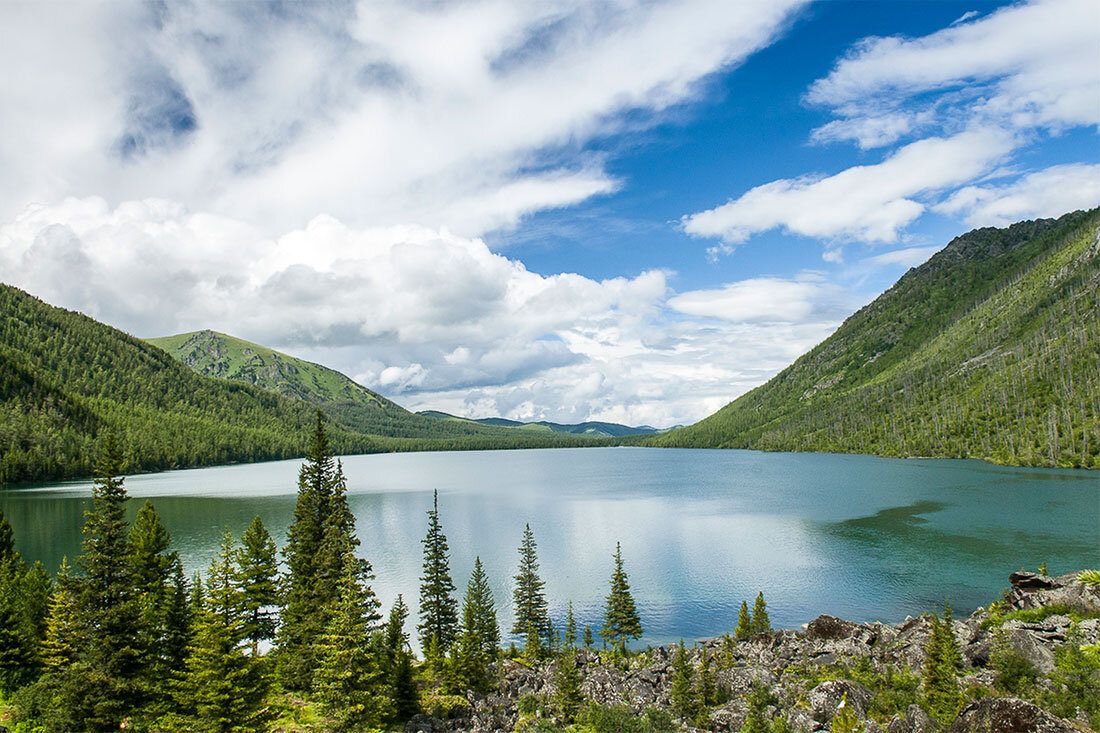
651,209,1100,469
0,287,592,483
416,410,662,438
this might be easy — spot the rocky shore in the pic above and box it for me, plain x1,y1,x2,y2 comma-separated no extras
407,571,1100,732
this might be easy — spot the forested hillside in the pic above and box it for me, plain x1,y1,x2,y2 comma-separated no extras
652,210,1100,468
0,286,590,484
417,410,662,438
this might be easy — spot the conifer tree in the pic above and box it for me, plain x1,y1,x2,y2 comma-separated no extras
553,643,584,723
41,558,79,671
583,625,594,649
418,490,458,654
0,511,16,568
236,516,278,654
512,524,550,654
0,563,34,694
382,595,419,722
564,602,577,648
830,694,863,733
735,600,752,640
751,592,771,634
314,552,391,732
695,649,716,710
600,542,642,655
740,682,771,733
179,529,271,733
922,600,962,726
278,413,358,688
670,640,696,723
455,556,499,692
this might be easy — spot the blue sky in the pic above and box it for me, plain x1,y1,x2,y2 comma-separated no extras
1,0,1097,426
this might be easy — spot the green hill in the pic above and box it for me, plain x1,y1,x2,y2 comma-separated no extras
650,209,1100,468
417,410,661,438
0,287,592,484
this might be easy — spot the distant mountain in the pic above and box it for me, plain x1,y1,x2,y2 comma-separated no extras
651,209,1100,469
0,289,593,484
417,410,662,438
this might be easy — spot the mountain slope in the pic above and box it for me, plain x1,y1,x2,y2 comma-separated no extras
0,287,593,483
416,410,662,438
651,209,1100,468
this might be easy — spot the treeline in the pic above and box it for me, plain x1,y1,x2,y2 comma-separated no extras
653,210,1100,469
0,284,595,485
0,415,648,731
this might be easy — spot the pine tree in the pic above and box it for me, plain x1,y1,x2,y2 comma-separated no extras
830,693,862,733
179,529,271,733
236,516,278,654
751,592,771,634
583,625,594,649
735,600,752,640
922,600,962,726
314,552,391,732
553,644,584,723
0,510,16,568
600,542,642,655
41,558,79,671
670,640,696,723
740,682,771,733
512,524,550,655
455,556,499,692
695,649,716,709
70,433,141,728
0,562,34,694
278,413,356,689
564,602,577,648
418,490,459,654
382,595,419,722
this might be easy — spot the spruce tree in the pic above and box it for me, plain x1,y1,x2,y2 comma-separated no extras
0,562,34,694
455,556,500,692
600,542,642,655
922,600,962,726
0,510,16,568
583,625,594,649
670,640,696,723
512,524,550,654
735,600,752,640
740,682,771,733
418,490,459,654
751,592,771,634
179,529,271,733
314,552,391,732
564,602,577,648
236,516,278,654
382,595,419,722
70,433,141,728
278,413,358,688
41,558,79,671
553,643,584,723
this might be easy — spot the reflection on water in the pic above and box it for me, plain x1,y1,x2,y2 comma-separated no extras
2,447,1097,648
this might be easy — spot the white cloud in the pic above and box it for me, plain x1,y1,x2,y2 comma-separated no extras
0,0,807,236
807,0,1099,133
862,245,941,269
682,128,1015,245
0,198,865,427
936,163,1100,226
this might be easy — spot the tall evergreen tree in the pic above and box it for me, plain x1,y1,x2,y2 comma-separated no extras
418,490,458,653
735,600,752,640
922,600,962,726
314,552,391,732
600,543,642,654
41,558,79,672
553,644,584,723
0,510,16,568
278,412,358,688
455,557,500,692
178,529,271,733
564,602,577,649
382,595,419,723
751,592,771,634
236,516,279,654
71,433,141,728
670,641,696,723
512,524,550,654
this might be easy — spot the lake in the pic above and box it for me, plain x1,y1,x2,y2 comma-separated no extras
1,447,1097,649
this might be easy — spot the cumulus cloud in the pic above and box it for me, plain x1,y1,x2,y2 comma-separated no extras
935,163,1100,226
0,0,807,235
0,198,862,427
682,128,1015,246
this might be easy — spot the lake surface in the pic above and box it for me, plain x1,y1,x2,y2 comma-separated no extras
2,447,1097,649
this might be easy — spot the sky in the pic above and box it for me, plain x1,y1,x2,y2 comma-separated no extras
1,0,1097,428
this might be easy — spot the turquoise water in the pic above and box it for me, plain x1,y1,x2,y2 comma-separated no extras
2,447,1097,648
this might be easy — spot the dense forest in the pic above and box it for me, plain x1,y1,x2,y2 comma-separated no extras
0,286,592,484
651,210,1100,468
0,420,1097,732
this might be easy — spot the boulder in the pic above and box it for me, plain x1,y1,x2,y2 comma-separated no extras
886,704,936,733
946,697,1077,732
807,679,872,723
1009,572,1055,590
404,714,446,733
806,615,864,641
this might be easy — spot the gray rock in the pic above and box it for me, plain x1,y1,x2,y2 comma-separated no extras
1010,571,1055,590
807,679,872,723
947,696,1077,732
886,704,936,733
806,614,863,641
404,714,446,733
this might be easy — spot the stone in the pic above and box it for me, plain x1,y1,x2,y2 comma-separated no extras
404,714,446,732
1009,572,1056,590
807,679,873,723
806,614,864,641
886,704,936,733
946,697,1077,732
